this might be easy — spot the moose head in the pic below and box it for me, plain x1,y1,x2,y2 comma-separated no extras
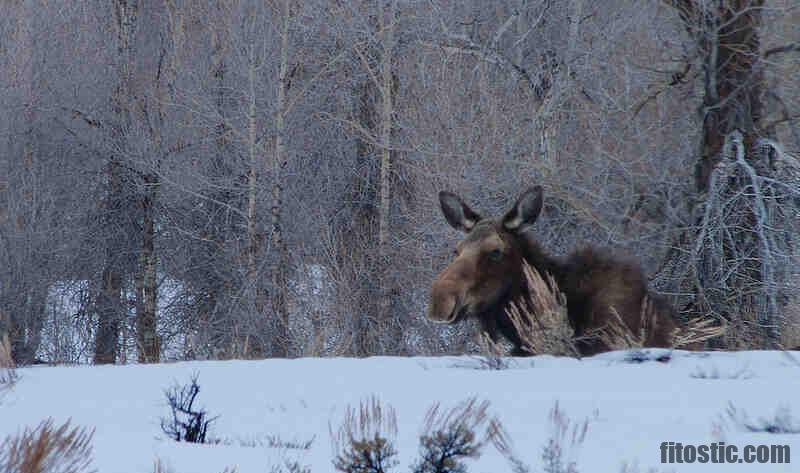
428,187,544,326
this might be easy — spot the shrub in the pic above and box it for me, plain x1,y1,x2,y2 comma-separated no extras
504,263,578,357
411,398,494,473
593,297,723,352
153,459,237,473
689,364,754,379
0,419,95,473
493,402,590,473
0,335,18,393
330,396,398,473
719,402,800,434
215,433,314,449
472,334,510,370
160,373,218,443
269,459,310,473
332,397,503,473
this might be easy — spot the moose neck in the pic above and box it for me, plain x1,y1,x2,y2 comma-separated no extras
517,233,565,285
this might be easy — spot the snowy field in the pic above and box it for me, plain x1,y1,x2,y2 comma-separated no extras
2,349,799,473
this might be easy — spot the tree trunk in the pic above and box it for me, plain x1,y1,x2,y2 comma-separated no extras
684,0,766,193
135,176,159,363
94,161,124,365
4,0,45,366
270,0,291,357
375,0,400,354
242,43,268,359
347,79,380,357
666,0,780,347
94,0,139,364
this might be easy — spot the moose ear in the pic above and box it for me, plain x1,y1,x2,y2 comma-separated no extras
439,191,481,232
503,186,543,231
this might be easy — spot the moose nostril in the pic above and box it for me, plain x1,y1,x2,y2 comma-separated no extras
429,281,459,322
428,296,455,322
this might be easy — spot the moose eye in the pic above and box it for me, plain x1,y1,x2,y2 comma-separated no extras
488,249,503,261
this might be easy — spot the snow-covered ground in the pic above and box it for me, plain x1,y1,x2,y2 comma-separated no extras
2,350,799,473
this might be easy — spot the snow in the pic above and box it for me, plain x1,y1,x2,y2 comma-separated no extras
2,350,799,473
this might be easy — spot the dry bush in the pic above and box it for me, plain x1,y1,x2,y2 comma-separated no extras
153,459,237,473
216,433,314,450
472,334,510,370
594,308,647,352
493,402,590,473
591,297,724,351
412,398,495,473
779,299,800,350
488,420,529,473
160,373,218,444
540,402,589,473
152,460,171,473
673,316,726,349
330,396,398,473
712,305,766,351
0,419,95,473
268,459,310,473
717,403,800,435
668,133,800,350
505,263,578,357
0,334,17,391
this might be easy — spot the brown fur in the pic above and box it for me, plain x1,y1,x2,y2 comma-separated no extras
428,187,678,356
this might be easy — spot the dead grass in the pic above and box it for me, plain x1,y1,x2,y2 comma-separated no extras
420,398,491,442
153,459,238,473
0,334,18,393
779,298,800,350
590,296,725,351
673,316,726,349
331,396,398,448
0,419,95,473
473,333,510,369
492,401,590,473
504,263,579,357
594,307,647,351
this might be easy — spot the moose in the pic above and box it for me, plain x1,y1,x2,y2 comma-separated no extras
428,186,678,356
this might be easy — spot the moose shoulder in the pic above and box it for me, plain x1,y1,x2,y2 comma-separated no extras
428,186,677,356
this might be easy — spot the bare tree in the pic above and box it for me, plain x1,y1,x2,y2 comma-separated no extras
1,0,797,362
660,0,800,347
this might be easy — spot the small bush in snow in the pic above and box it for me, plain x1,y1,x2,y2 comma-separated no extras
472,334,510,370
411,398,494,473
721,402,800,434
217,434,314,450
160,373,218,443
689,364,753,379
0,418,95,473
269,459,310,473
331,396,398,473
493,402,590,473
153,459,237,473
332,397,504,473
540,402,588,473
